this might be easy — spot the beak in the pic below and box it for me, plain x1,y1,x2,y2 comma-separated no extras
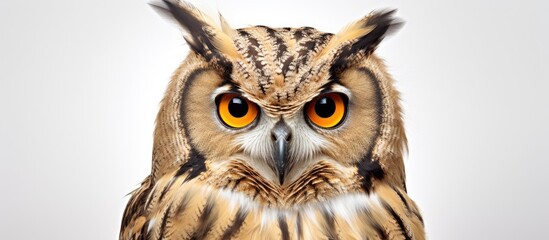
271,120,291,185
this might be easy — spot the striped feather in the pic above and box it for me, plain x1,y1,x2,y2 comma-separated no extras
121,3,423,240
120,169,424,239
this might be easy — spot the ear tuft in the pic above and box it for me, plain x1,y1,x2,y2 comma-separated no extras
318,9,403,69
347,9,403,55
149,0,241,61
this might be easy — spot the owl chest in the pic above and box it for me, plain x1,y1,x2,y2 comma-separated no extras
149,184,389,239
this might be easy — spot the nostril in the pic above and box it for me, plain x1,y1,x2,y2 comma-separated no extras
285,132,292,141
271,130,291,142
271,120,291,142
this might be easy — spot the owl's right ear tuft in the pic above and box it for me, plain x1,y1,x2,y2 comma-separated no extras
149,0,241,62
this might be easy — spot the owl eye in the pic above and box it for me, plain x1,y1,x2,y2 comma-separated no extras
217,94,259,128
305,93,347,128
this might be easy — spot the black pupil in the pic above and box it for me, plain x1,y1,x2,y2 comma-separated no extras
228,97,248,118
315,97,336,118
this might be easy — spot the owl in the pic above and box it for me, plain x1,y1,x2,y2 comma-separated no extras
120,0,425,239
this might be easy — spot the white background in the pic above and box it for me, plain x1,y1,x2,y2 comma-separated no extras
1,0,548,239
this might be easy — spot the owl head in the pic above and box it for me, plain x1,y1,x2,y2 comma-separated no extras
149,0,406,206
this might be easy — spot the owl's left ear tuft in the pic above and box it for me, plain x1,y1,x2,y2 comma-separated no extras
149,0,241,62
347,9,403,54
321,9,403,71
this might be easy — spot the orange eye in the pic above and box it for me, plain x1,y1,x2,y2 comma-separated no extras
306,93,347,128
217,94,259,128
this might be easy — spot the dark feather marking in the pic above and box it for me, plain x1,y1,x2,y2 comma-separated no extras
293,59,327,96
175,191,192,216
293,29,304,41
149,0,211,57
321,208,338,240
263,26,288,60
293,40,318,74
140,219,150,240
372,221,388,240
310,33,332,55
158,204,173,239
174,149,206,181
319,175,338,191
301,26,316,33
231,177,245,191
252,188,260,200
294,58,325,94
121,177,153,229
240,31,263,69
298,40,317,57
177,68,209,181
394,184,423,225
319,33,333,44
361,208,388,240
296,211,303,240
393,186,411,213
158,177,176,202
413,211,425,225
150,0,235,75
356,157,384,193
293,69,312,93
349,10,402,56
384,202,412,240
281,56,294,76
353,66,385,193
238,30,268,94
278,214,290,240
330,10,402,75
287,164,334,200
188,196,217,240
144,188,157,211
276,37,288,59
220,208,248,240
329,44,352,75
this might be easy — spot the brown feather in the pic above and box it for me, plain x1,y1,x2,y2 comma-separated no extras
121,3,423,239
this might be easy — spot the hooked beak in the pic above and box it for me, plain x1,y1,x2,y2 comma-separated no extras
271,120,291,185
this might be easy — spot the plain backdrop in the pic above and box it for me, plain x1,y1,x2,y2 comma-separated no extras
1,0,548,239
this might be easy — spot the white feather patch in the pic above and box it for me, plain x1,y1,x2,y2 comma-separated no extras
214,187,380,229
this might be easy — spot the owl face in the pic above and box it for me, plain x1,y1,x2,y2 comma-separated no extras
150,0,406,205
181,49,382,187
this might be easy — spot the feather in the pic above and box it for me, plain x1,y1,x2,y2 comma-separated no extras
121,5,424,239
149,0,241,60
316,9,403,61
